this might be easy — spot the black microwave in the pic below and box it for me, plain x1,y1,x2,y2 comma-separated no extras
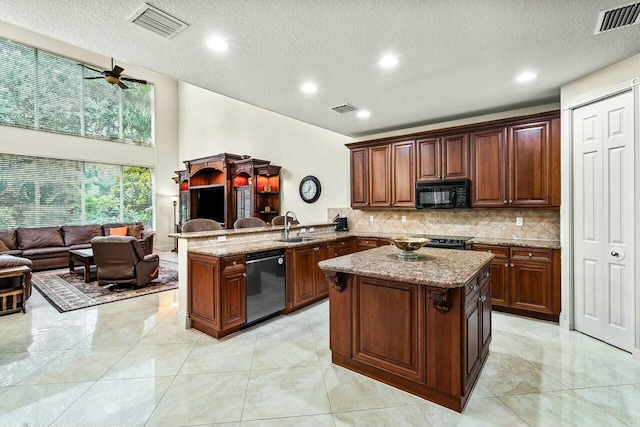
415,180,471,209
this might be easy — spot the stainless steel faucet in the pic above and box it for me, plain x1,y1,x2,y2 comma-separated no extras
284,210,296,240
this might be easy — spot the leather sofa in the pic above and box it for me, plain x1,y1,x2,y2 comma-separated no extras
0,223,154,271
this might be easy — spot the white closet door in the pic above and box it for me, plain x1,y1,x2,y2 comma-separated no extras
573,90,635,352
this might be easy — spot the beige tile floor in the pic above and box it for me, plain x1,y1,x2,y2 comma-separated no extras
0,252,639,426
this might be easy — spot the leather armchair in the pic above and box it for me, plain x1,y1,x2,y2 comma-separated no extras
91,236,159,286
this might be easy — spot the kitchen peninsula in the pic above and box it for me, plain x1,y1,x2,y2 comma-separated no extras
318,246,494,412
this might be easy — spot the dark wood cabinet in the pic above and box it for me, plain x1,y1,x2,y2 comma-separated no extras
329,261,491,412
418,133,469,182
349,141,416,209
369,145,392,207
470,118,559,208
470,128,508,207
349,110,560,210
334,237,354,257
391,141,416,207
188,253,246,338
473,244,560,321
287,240,343,311
351,147,369,208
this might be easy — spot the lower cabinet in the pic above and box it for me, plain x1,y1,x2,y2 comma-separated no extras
188,253,246,338
464,266,491,394
473,244,560,321
287,241,338,311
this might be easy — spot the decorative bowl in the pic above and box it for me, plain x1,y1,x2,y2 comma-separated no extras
390,237,431,260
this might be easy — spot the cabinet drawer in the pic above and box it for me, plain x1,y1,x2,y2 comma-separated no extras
473,245,509,258
478,264,491,285
510,248,551,263
223,256,245,270
465,276,480,296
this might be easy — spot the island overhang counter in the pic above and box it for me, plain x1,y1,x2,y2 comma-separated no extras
318,245,494,413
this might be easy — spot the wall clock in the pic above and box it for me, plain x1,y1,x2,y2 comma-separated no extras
299,175,321,203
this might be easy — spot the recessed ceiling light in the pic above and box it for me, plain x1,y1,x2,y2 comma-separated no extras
207,36,228,52
357,110,370,119
301,82,318,94
516,71,537,83
378,55,398,68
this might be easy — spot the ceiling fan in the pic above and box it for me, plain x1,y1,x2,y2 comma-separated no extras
83,58,147,89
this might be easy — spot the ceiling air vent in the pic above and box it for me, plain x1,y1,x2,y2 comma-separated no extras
128,3,189,39
330,103,358,114
595,1,640,34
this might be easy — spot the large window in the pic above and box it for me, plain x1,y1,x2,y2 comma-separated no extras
0,154,153,229
0,38,154,145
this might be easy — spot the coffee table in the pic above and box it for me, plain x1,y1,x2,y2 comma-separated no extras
69,249,95,283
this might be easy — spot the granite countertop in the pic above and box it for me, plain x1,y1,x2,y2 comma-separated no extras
188,231,353,256
468,237,561,249
318,245,494,289
169,222,334,239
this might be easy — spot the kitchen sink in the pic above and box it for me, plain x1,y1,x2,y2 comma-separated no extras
277,237,317,243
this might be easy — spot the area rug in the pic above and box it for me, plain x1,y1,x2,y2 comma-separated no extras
32,260,178,313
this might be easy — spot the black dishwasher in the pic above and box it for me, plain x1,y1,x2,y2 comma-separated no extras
244,249,286,326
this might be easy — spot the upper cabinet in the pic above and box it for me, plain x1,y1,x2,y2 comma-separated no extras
348,110,560,210
417,133,469,182
470,117,560,208
350,141,415,209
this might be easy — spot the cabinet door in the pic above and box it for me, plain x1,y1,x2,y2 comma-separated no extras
464,290,481,384
369,145,391,207
417,137,440,181
470,128,508,207
510,260,553,314
391,141,416,207
441,133,469,180
473,245,509,307
508,121,551,206
291,246,317,307
221,261,246,329
188,254,219,327
480,280,492,354
315,243,334,297
351,148,369,207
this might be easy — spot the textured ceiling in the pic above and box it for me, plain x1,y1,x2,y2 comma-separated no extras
1,0,639,137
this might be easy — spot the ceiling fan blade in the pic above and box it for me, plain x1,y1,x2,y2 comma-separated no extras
83,76,105,80
112,65,124,76
121,77,147,85
118,81,129,89
83,65,103,74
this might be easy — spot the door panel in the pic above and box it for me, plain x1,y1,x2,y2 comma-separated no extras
442,133,469,180
509,122,551,206
417,138,440,181
391,141,416,207
573,90,635,352
369,145,391,207
470,128,507,207
351,148,368,207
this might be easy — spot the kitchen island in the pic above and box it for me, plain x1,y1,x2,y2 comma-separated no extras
318,245,494,412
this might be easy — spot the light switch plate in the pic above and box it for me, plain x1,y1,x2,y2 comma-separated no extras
217,236,226,242
516,217,523,226
401,215,407,223
369,215,374,223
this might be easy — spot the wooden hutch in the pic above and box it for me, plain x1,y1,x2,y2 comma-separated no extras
174,153,281,229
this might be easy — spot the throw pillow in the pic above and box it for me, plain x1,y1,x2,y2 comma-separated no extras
127,224,143,239
109,226,128,236
0,240,9,252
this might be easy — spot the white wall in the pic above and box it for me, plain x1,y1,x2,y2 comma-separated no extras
0,21,179,249
559,53,640,339
177,82,352,224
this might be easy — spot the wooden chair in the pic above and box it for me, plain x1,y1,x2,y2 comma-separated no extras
233,217,267,229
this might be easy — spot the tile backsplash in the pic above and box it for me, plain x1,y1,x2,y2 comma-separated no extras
328,208,559,241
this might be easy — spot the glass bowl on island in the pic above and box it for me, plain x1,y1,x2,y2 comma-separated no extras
390,236,431,261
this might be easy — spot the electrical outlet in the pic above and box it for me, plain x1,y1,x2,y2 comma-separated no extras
369,215,374,223
516,217,523,226
217,236,226,242
401,215,407,223
309,227,315,232
300,228,306,233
